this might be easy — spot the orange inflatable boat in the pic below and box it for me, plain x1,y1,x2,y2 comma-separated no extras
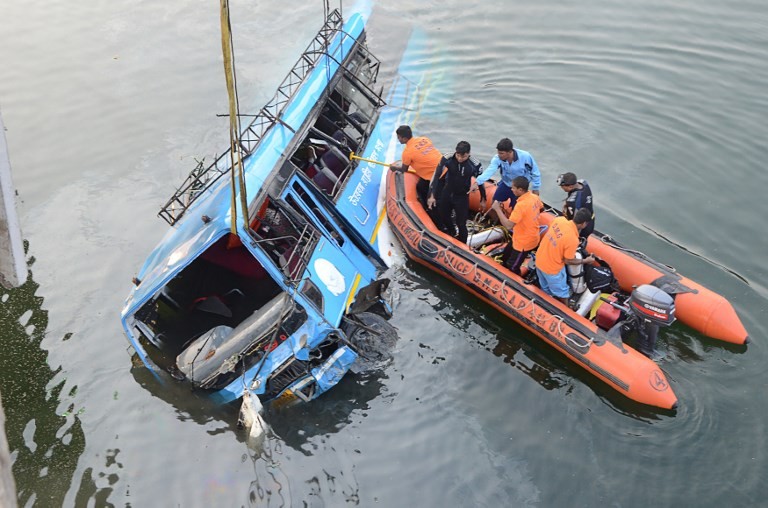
386,172,749,409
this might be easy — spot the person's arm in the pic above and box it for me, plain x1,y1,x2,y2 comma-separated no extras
478,179,487,210
564,254,595,265
562,195,573,219
491,202,514,229
583,184,594,215
389,161,411,173
472,160,487,208
527,154,542,194
476,155,499,185
427,157,447,208
390,144,412,172
564,244,595,265
471,154,499,191
563,234,593,265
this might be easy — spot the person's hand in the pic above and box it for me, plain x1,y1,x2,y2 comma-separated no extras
469,181,479,193
532,189,540,195
584,255,595,264
389,161,403,172
491,201,501,211
427,196,436,209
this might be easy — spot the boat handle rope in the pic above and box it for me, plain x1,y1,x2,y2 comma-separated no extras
498,280,512,301
416,229,441,256
412,220,593,353
441,246,478,277
600,234,677,273
528,299,594,351
473,267,503,293
565,330,594,351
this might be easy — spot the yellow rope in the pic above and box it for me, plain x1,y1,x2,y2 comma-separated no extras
220,0,249,235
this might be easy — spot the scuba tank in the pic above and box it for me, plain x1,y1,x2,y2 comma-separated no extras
568,251,587,295
467,226,507,248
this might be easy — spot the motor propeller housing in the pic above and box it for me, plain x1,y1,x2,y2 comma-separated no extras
628,284,676,327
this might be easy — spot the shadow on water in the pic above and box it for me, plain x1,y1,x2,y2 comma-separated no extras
265,371,387,454
129,358,237,426
403,262,680,421
0,243,85,507
129,354,389,451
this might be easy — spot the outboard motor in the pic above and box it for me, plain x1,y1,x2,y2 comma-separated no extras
625,284,676,357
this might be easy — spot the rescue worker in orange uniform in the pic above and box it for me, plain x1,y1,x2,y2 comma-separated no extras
389,125,444,220
535,208,595,304
491,176,543,275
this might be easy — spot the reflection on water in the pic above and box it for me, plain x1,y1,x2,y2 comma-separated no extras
243,376,383,508
130,357,236,427
432,283,569,392
0,245,85,506
131,343,388,506
407,264,680,421
130,353,388,451
133,364,385,506
245,430,364,507
266,372,387,453
490,338,568,392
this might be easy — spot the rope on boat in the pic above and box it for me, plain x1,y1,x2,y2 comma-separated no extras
498,280,513,301
442,247,478,276
413,210,595,353
526,298,594,352
565,332,594,351
416,228,441,256
473,273,499,292
599,234,677,273
414,228,477,278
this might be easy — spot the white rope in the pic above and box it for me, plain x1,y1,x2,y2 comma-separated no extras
442,247,478,276
525,298,594,350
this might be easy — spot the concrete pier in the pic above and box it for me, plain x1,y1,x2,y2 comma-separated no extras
1,111,26,289
0,110,21,506
0,394,17,507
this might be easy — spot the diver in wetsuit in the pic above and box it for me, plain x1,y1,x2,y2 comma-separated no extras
427,140,486,244
558,171,595,239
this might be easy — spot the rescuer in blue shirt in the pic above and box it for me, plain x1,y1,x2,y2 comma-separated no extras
470,137,541,213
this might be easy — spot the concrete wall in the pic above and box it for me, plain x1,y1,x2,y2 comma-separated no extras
1,111,22,506
0,394,18,508
0,111,27,289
